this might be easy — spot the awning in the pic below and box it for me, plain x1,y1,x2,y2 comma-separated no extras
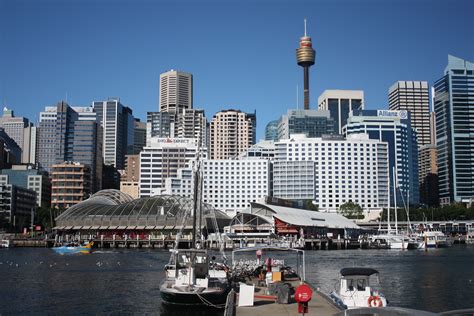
145,226,156,230
106,226,118,230
277,228,299,234
117,226,127,230
64,226,73,230
127,226,137,230
163,226,175,229
90,226,100,230
72,226,82,230
81,226,92,230
136,226,146,230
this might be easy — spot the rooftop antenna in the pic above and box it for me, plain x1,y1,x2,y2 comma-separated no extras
304,18,307,36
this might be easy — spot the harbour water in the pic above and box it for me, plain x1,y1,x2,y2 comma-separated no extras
0,246,473,315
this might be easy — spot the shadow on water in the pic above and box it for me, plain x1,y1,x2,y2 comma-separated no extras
159,303,224,316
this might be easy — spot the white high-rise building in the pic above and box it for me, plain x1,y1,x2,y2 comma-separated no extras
273,134,389,216
318,90,364,134
159,70,193,113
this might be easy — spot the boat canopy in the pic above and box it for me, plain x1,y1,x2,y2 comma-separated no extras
340,268,379,276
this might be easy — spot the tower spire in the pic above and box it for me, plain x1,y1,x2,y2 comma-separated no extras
304,18,307,37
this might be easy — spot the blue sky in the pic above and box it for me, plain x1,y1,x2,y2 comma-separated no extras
1,0,473,140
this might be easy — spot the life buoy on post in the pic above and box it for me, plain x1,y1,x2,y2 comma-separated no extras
367,295,383,307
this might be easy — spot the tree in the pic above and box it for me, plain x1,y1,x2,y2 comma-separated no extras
305,200,319,212
338,201,364,220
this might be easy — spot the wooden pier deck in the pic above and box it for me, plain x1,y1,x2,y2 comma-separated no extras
234,289,341,316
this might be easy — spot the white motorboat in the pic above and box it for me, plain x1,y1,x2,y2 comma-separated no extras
1,239,11,248
419,230,453,248
330,268,388,309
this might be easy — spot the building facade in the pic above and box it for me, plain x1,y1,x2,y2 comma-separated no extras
159,70,193,113
0,178,37,230
273,134,389,216
265,119,279,141
210,109,255,159
0,107,30,162
0,165,51,208
139,138,200,197
92,98,134,169
318,90,364,134
344,109,419,206
419,144,438,206
389,81,431,146
434,55,474,205
277,109,334,140
51,162,91,210
133,119,147,154
0,128,21,167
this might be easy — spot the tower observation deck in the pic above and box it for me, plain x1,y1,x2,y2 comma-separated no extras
296,19,316,110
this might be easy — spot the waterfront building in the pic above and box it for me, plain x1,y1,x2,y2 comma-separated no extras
265,120,279,141
343,109,419,206
92,98,134,169
161,159,270,217
51,162,91,210
0,127,21,168
0,180,36,230
419,144,438,206
389,81,431,146
0,165,51,208
133,119,146,154
210,109,255,159
237,140,275,160
159,70,193,113
317,90,364,134
277,109,334,140
273,134,389,217
434,55,474,205
0,107,30,162
139,137,200,197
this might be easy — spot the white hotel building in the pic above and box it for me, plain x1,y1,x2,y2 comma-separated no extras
273,134,389,216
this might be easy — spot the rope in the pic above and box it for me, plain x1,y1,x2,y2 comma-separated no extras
196,291,226,308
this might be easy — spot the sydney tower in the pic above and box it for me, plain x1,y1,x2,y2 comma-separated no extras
296,19,316,110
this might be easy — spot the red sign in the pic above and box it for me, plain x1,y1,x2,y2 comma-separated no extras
295,284,313,303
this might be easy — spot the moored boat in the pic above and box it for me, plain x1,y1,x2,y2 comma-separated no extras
52,241,94,254
159,248,231,307
1,239,11,248
419,230,453,248
330,268,388,309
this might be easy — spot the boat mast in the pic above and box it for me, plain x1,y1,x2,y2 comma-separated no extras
191,161,200,249
393,166,398,234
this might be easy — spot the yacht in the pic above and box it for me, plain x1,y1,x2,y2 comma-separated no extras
330,268,388,309
1,239,11,248
160,248,231,307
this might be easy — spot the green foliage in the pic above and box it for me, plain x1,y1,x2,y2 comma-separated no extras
35,207,57,231
305,200,319,212
381,203,474,222
338,201,364,220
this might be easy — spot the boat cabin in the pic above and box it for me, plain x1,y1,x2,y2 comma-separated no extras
339,268,378,294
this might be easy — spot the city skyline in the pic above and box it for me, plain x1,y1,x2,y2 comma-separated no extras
2,0,474,140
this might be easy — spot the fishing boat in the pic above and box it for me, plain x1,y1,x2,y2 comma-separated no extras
52,241,94,254
330,268,388,309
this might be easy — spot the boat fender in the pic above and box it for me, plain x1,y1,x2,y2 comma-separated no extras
367,295,383,307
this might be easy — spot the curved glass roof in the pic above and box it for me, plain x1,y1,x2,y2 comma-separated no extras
55,189,230,230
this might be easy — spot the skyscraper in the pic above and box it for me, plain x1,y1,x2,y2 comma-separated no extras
159,70,193,113
92,98,134,170
210,109,255,159
344,109,419,206
434,55,474,205
389,81,431,146
318,90,364,134
37,102,102,192
133,119,146,155
296,20,316,109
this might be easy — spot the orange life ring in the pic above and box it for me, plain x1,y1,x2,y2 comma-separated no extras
367,295,383,307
